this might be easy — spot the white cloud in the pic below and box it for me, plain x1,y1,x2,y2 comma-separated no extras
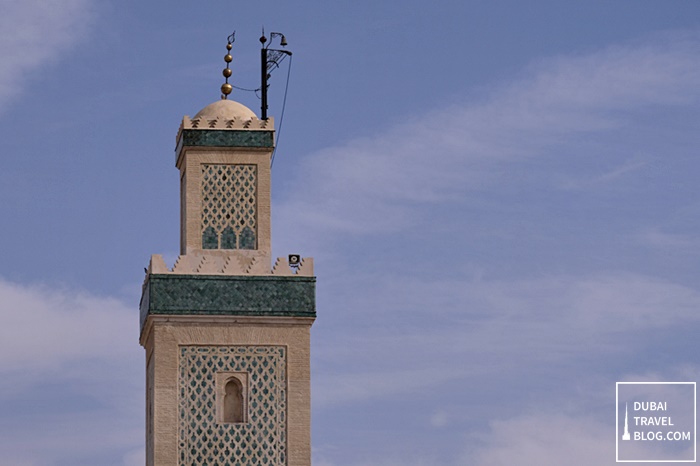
276,31,700,247
430,409,449,428
314,365,700,466
0,0,95,111
461,364,700,465
0,279,136,374
313,272,700,406
122,447,146,466
314,365,467,407
297,31,700,466
0,277,142,465
558,158,651,190
466,414,613,466
637,228,700,253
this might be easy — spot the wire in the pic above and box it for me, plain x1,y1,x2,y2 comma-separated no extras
271,54,292,168
231,84,260,93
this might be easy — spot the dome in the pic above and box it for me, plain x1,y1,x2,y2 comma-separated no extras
193,99,257,120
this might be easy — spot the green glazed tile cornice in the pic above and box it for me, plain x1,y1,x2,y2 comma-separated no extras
179,129,274,149
140,274,316,331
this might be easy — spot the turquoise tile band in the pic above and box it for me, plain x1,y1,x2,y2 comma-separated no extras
179,129,274,148
140,274,316,331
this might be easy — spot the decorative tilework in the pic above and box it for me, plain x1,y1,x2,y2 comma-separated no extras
240,226,255,250
179,346,287,465
139,275,316,332
220,226,236,249
202,226,218,250
202,164,257,250
180,129,274,149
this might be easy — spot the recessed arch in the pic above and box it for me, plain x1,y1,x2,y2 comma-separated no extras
224,377,244,423
215,371,249,424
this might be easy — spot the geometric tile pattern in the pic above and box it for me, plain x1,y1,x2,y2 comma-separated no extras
179,129,274,149
179,346,287,465
202,164,257,250
140,275,316,332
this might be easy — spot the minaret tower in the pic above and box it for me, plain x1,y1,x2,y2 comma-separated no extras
139,36,315,466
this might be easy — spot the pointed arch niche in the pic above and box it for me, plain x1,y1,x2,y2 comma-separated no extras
215,371,249,424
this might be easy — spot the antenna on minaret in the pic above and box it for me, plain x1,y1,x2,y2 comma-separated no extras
260,28,292,120
221,32,235,100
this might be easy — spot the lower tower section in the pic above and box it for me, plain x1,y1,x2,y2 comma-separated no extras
140,255,315,466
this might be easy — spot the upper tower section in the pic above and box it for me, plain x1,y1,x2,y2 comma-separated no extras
175,33,277,263
175,100,274,261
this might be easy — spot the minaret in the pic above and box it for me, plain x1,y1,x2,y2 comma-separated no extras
139,37,315,466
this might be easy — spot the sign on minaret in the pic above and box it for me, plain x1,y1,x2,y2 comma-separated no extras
139,37,315,466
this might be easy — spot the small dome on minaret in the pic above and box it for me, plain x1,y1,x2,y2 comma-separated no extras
193,99,256,120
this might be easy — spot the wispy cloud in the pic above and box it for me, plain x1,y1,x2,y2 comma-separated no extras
276,31,700,248
637,228,700,252
466,414,613,466
274,30,700,466
1,22,698,466
0,278,142,465
313,271,700,407
558,158,651,190
315,364,700,465
0,0,95,112
0,279,136,375
462,364,700,465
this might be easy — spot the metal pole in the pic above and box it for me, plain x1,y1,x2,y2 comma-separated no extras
261,47,268,120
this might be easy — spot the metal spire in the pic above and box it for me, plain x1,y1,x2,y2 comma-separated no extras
221,32,235,99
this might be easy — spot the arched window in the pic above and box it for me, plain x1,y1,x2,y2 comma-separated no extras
239,226,256,250
220,226,237,249
223,378,244,423
202,226,218,249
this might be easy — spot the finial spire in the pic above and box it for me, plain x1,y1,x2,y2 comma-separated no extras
221,32,235,99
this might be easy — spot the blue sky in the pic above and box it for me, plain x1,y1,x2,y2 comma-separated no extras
2,1,700,465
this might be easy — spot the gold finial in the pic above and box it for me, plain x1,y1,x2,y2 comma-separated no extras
221,32,235,99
